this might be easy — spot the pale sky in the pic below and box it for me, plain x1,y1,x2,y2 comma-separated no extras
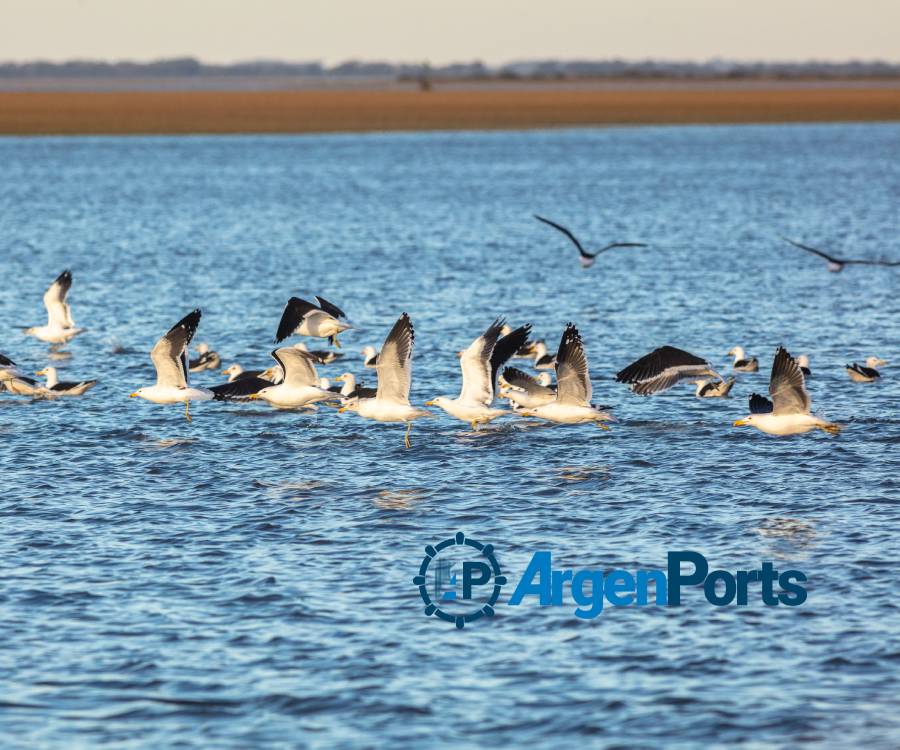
3,0,899,63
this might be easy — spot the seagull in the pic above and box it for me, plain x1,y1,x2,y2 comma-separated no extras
24,270,86,345
129,309,213,421
518,324,612,427
334,372,376,400
361,346,379,368
727,346,759,372
531,341,556,370
294,342,344,365
616,346,721,395
780,236,900,273
795,354,811,377
734,346,839,435
245,348,341,409
3,375,52,398
188,343,221,372
35,366,97,396
499,367,557,410
846,357,886,383
693,377,735,398
427,320,531,429
221,363,269,382
534,215,647,268
275,296,352,347
338,313,432,448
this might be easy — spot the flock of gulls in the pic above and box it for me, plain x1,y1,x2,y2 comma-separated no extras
2,223,895,447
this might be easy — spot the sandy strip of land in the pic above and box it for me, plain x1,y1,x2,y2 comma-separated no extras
1,87,898,135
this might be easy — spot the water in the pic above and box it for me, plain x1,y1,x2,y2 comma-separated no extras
0,124,898,749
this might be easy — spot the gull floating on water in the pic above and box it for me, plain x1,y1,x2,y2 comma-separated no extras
616,346,722,395
427,319,531,430
519,324,612,427
734,346,839,435
500,367,556,410
500,324,539,359
275,296,352,347
361,346,379,368
531,341,556,370
35,366,97,396
24,270,86,346
339,313,432,448
334,372,376,400
294,342,344,365
694,377,735,398
534,215,647,268
846,357,886,383
1,355,52,398
780,236,900,273
130,309,213,421
245,348,340,409
189,343,221,372
795,354,811,377
727,346,758,372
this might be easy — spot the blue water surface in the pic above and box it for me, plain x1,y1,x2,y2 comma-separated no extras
0,124,898,749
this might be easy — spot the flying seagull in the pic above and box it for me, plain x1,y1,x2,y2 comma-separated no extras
130,309,213,420
616,346,722,396
24,270,86,345
734,346,839,435
534,215,647,268
338,313,432,448
780,236,900,273
499,367,557,410
427,319,531,430
518,324,612,427
275,296,352,347
245,348,340,409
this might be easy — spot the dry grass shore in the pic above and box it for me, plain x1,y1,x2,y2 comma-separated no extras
1,86,899,135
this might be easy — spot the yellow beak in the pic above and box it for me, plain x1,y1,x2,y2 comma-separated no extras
248,394,260,400
733,418,749,427
597,423,611,431
425,400,435,406
338,406,348,413
129,392,138,398
35,369,45,376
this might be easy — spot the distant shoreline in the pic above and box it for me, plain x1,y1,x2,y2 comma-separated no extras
1,84,899,135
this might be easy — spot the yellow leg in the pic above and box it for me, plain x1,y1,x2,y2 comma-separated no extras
333,336,342,349
185,400,192,422
470,420,478,431
404,422,412,449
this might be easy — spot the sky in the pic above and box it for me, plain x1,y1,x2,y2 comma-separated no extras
3,0,899,63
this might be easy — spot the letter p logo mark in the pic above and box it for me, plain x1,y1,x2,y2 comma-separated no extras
462,561,492,599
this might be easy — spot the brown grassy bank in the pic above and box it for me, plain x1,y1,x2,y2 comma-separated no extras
1,87,899,135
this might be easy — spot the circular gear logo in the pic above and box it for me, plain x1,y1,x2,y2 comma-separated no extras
413,532,506,628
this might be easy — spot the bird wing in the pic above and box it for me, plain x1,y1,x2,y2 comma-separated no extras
615,346,712,395
151,309,201,388
594,242,648,255
842,258,900,267
534,215,594,260
502,367,555,396
43,270,74,328
314,296,347,319
376,313,414,404
490,324,531,398
274,297,318,343
554,324,592,405
272,347,318,387
211,376,272,401
749,393,774,413
769,346,811,414
459,319,504,405
781,236,842,264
